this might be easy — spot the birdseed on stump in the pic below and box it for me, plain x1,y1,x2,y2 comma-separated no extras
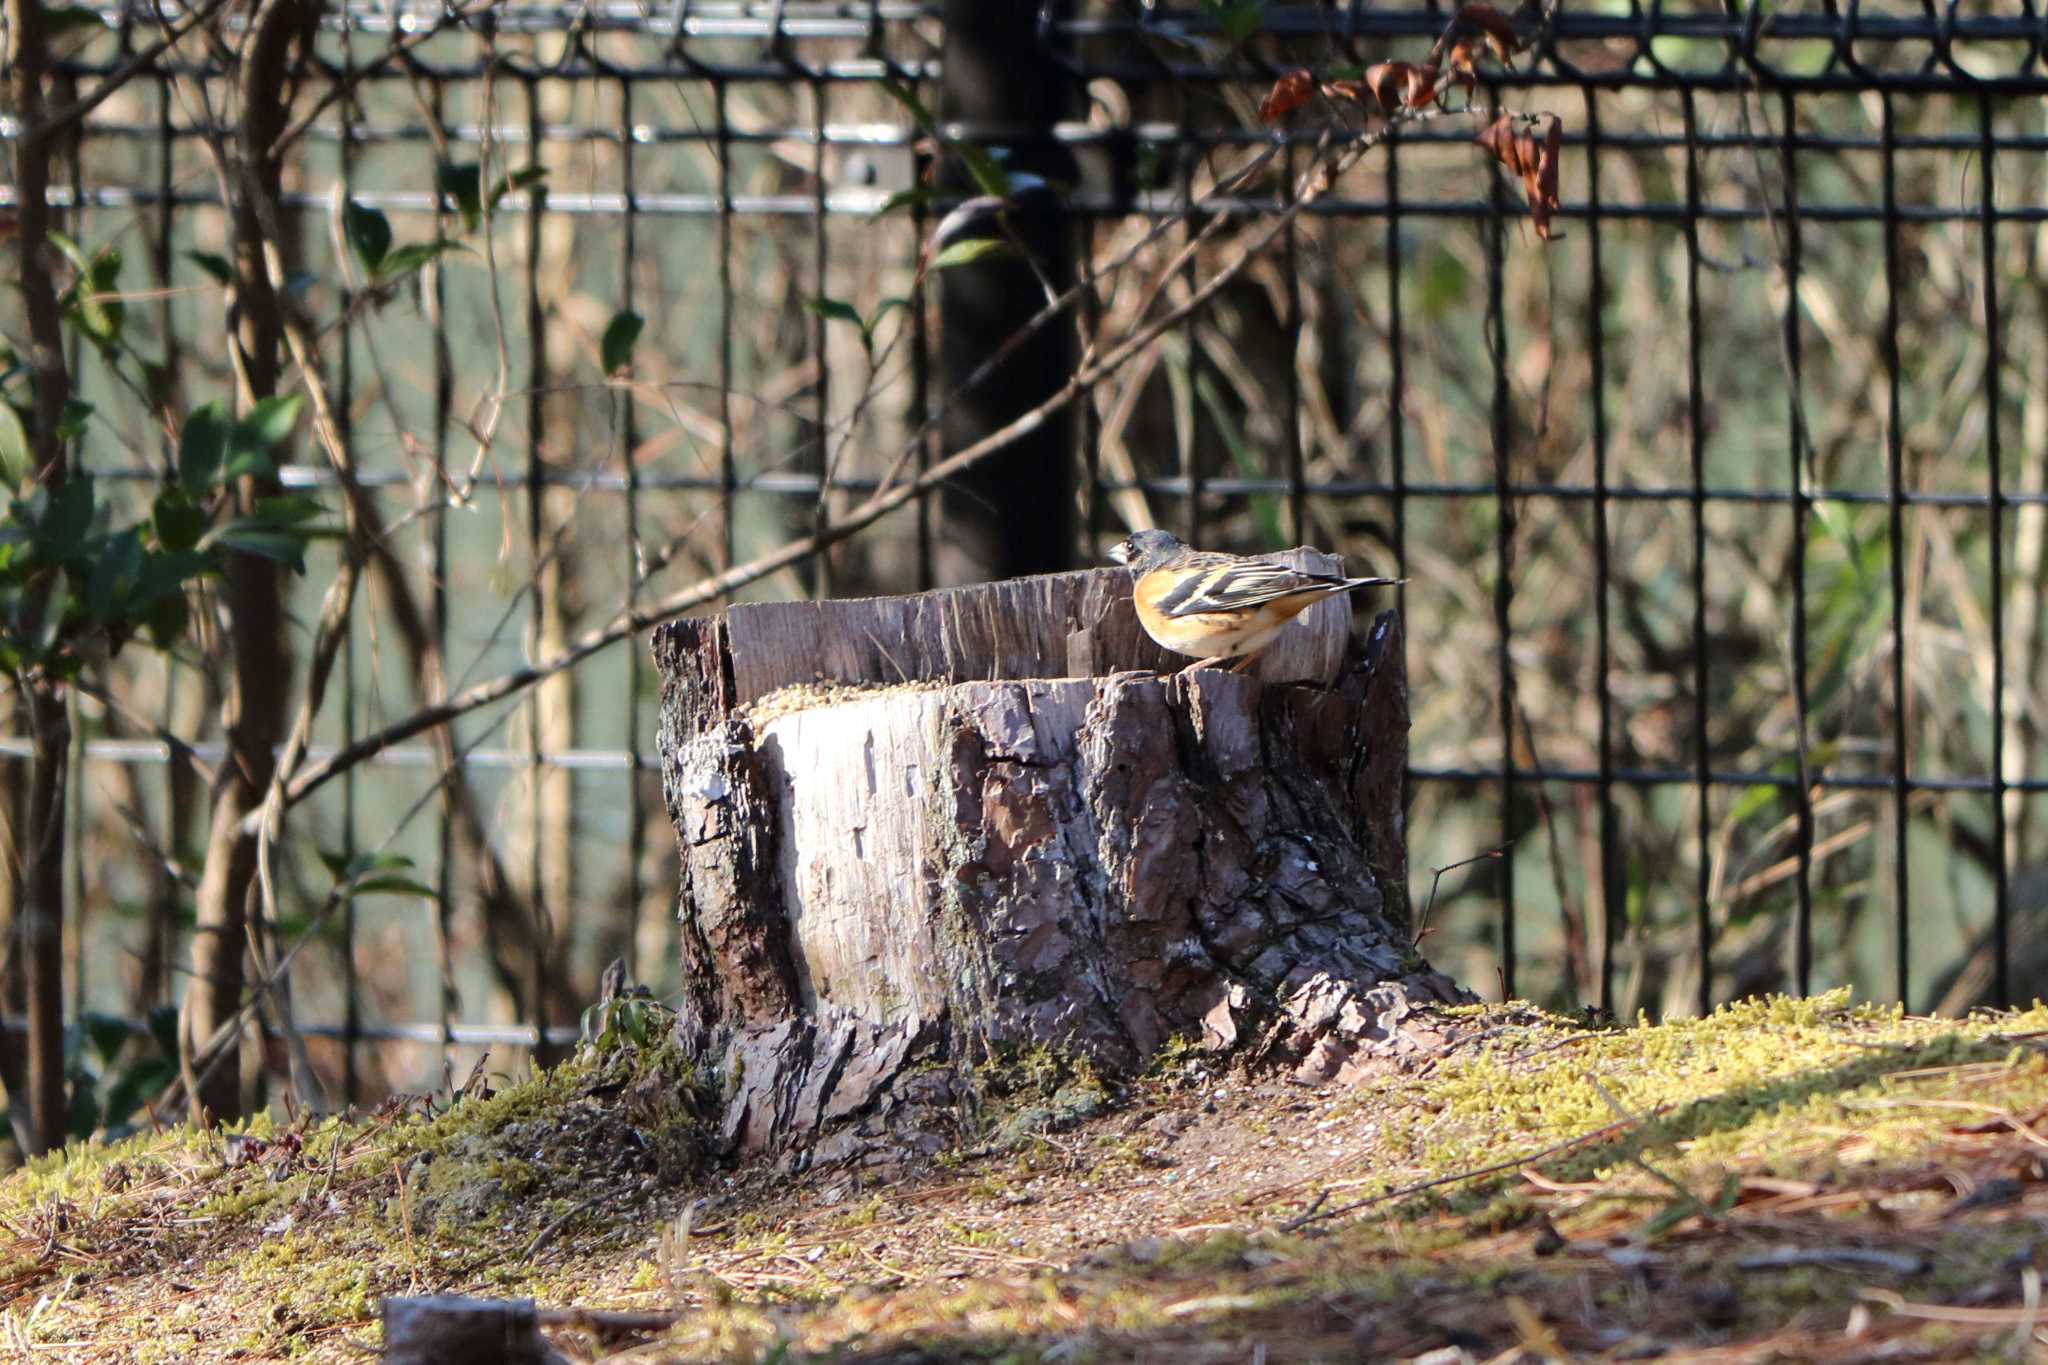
651,552,1467,1168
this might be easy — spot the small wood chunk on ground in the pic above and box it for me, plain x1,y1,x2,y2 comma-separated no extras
380,1295,568,1365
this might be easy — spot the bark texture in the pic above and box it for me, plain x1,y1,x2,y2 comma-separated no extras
181,0,314,1124
654,557,1463,1168
6,0,76,1157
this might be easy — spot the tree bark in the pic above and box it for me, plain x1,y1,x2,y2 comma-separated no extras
654,556,1462,1169
180,0,313,1125
937,1,1076,581
6,0,77,1157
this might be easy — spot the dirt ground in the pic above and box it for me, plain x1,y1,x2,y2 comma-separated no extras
8,993,2048,1362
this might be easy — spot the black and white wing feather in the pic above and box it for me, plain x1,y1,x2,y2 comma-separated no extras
1152,556,1355,618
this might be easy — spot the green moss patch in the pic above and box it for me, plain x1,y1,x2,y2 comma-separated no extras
8,993,2048,1361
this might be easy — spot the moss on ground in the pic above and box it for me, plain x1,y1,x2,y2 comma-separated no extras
0,1019,711,1358
7,993,2048,1361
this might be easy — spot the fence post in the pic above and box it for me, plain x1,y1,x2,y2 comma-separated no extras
938,2,1076,580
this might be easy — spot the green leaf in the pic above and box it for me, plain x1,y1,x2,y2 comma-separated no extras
601,309,644,375
344,852,415,879
874,187,935,218
880,78,939,136
212,394,301,485
87,527,143,621
343,201,392,274
46,229,91,278
32,478,95,563
216,448,276,485
58,241,124,347
1725,781,1779,828
88,246,122,292
1201,0,1266,47
489,166,548,210
255,493,324,525
879,77,1006,196
375,238,468,282
44,5,107,36
101,1057,175,1134
178,401,230,494
619,999,650,1048
0,401,30,491
79,1011,131,1066
203,522,309,573
807,296,865,330
928,237,1018,271
437,161,483,231
235,394,302,453
147,1005,179,1061
56,399,93,443
955,143,1012,199
348,874,439,899
188,250,234,285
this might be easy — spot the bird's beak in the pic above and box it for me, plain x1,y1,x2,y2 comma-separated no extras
1107,541,1129,565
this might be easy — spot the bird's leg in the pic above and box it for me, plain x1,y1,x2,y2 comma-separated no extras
1225,650,1264,674
1180,655,1230,673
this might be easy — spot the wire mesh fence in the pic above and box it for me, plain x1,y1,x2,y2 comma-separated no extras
5,0,2047,1114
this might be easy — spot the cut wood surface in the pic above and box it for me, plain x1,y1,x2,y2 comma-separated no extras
652,557,1462,1167
665,552,1360,741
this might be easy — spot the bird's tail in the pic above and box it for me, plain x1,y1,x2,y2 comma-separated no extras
1339,576,1405,593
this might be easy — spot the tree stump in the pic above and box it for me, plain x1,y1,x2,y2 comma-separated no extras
652,552,1468,1168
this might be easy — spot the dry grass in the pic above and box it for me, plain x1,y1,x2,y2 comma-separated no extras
8,993,2048,1361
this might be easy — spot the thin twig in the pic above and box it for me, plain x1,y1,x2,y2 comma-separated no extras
1278,1110,1650,1232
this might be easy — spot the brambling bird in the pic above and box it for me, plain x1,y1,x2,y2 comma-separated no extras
1108,529,1401,672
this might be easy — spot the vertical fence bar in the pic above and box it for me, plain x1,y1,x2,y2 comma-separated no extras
1584,89,1621,1016
1880,91,1910,1006
716,77,736,573
1392,129,1409,712
1385,126,1410,902
1486,147,1516,1000
429,77,458,1089
63,60,88,1032
620,73,647,980
1680,89,1711,1015
810,71,832,594
1180,84,1204,548
1780,87,1815,996
1977,93,2010,1009
523,75,551,1056
1281,135,1305,547
337,20,360,1105
152,62,184,1017
912,110,936,589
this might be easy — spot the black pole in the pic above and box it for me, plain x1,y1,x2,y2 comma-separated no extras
939,2,1076,580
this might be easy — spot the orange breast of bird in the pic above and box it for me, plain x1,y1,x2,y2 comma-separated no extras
1132,573,1332,660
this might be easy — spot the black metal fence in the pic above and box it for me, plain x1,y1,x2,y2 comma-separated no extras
6,1,2047,1106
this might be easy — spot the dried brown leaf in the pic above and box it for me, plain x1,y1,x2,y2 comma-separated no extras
1455,3,1524,62
1406,62,1443,108
1531,114,1563,240
1258,69,1315,124
1362,60,1433,115
1476,112,1565,242
1321,79,1369,108
1475,111,1524,172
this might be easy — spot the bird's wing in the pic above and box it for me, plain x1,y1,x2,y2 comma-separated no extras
1152,556,1350,618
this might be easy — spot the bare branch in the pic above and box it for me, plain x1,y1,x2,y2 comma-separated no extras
262,118,1410,818
32,0,238,135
